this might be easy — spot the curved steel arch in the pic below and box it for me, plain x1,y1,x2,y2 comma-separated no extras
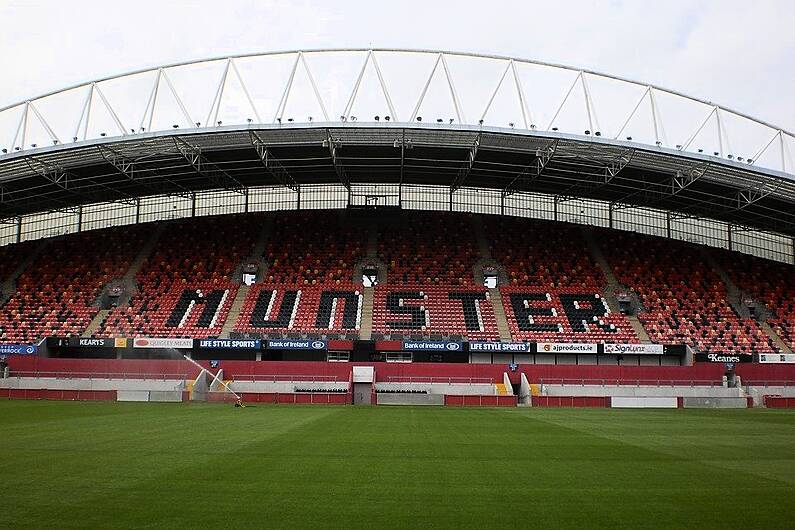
1,48,793,176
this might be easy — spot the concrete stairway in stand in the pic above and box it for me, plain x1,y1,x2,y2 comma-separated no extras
0,239,49,306
359,220,379,340
218,216,274,338
220,284,250,338
124,224,165,282
489,288,513,342
702,248,793,354
250,217,274,265
470,217,512,342
82,309,111,337
582,227,652,343
80,225,165,337
359,288,375,340
471,216,493,261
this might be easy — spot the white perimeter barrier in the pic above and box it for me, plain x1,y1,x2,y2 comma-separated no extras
611,397,678,408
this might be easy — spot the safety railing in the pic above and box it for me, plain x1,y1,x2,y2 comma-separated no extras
385,376,494,385
8,370,188,381
537,378,723,387
230,374,340,383
742,380,795,388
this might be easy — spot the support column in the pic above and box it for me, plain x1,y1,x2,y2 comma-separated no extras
666,211,672,239
608,202,614,229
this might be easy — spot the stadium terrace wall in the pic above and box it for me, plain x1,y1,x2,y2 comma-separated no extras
9,357,795,385
39,338,687,365
1,184,793,264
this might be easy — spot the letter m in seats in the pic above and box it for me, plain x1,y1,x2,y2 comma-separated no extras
166,289,229,328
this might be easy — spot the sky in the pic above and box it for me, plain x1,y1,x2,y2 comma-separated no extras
0,0,793,162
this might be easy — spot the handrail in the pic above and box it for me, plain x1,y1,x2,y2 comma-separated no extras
537,378,723,388
8,370,188,380
230,375,340,383
385,376,495,385
742,380,795,387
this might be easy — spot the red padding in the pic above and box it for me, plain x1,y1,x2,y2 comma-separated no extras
532,396,609,407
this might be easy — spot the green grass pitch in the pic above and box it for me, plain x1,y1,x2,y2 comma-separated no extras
2,401,795,529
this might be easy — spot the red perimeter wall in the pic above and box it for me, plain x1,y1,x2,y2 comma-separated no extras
7,357,795,384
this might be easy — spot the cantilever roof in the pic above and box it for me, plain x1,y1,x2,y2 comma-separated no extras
0,49,793,235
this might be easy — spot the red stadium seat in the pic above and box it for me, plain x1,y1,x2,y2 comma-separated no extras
715,249,795,352
98,215,258,338
0,228,147,342
603,231,777,354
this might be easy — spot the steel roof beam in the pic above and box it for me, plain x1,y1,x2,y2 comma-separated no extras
554,147,636,200
325,131,350,190
21,155,139,207
173,137,246,194
612,161,710,211
450,133,480,192
734,182,781,211
97,144,194,199
249,131,299,191
502,139,557,197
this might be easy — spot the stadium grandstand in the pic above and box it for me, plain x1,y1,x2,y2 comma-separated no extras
0,48,794,409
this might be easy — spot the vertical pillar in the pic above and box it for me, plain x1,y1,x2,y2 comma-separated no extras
727,224,733,252
666,211,672,239
608,203,614,229
16,216,22,243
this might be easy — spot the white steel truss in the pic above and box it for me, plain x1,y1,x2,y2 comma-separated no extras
0,48,793,178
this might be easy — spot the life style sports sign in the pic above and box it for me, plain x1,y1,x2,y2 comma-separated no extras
196,339,262,350
469,342,531,352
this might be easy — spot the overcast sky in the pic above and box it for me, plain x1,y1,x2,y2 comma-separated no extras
0,0,793,134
